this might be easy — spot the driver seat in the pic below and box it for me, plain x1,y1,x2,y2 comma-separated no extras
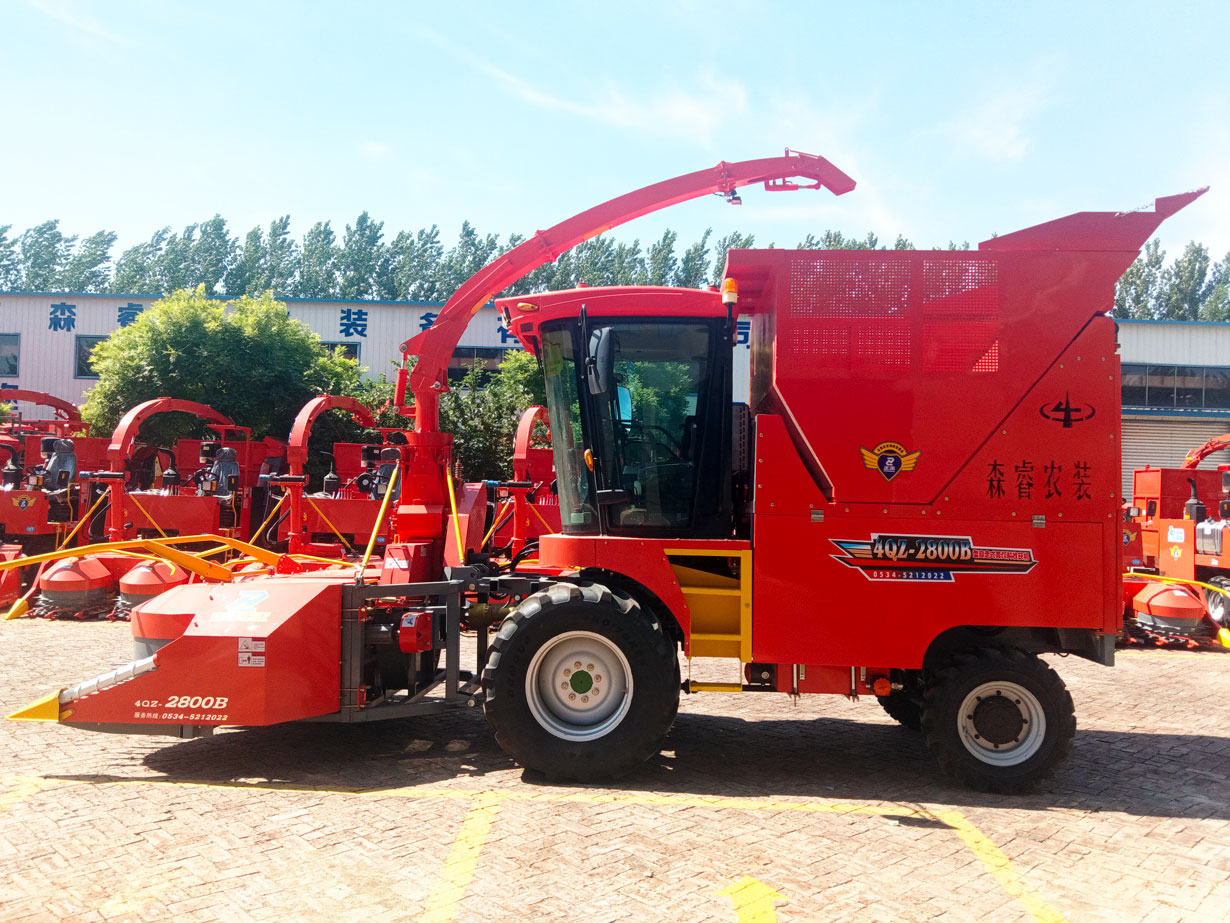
370,447,402,504
43,439,78,490
207,447,241,500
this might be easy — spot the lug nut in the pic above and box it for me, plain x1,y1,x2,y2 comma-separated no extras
581,696,589,703
587,663,594,671
574,661,582,669
594,675,602,683
568,693,576,701
564,669,571,677
561,682,569,690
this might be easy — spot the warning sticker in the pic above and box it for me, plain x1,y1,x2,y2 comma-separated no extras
238,637,267,666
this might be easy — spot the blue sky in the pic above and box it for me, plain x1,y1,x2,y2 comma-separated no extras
3,0,1227,272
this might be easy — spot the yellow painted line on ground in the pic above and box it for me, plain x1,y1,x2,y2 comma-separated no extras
717,876,785,922
418,792,503,923
0,776,56,813
936,809,1067,923
1,774,1065,922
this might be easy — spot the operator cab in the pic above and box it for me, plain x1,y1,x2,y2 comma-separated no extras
499,287,734,539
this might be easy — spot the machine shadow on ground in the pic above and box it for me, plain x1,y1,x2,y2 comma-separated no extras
38,706,1230,822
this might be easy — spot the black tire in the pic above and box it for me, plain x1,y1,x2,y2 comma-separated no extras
921,648,1075,794
483,581,679,781
877,670,923,730
1204,577,1230,628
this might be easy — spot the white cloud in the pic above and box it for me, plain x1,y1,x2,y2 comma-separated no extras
359,141,390,158
415,24,745,145
941,82,1051,163
23,0,137,46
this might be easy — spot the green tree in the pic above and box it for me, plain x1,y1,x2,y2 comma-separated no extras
436,221,501,297
1115,238,1166,319
265,215,299,295
388,225,446,302
20,220,75,291
675,228,712,288
193,215,235,294
611,239,648,285
55,230,117,292
338,211,387,300
709,231,755,286
81,286,360,444
647,229,677,286
1201,253,1230,321
110,228,170,294
440,350,545,480
0,225,19,289
296,221,339,298
225,225,266,296
1159,242,1212,322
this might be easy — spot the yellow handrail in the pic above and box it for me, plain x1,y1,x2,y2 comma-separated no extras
125,492,168,539
305,496,356,553
480,499,514,549
248,491,286,547
55,487,110,552
445,466,465,564
356,465,399,582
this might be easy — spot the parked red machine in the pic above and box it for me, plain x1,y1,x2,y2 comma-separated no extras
273,394,394,557
28,398,283,619
1122,432,1230,648
9,155,1205,793
483,404,561,562
0,390,109,554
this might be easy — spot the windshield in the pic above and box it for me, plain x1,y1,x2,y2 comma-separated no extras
542,327,596,531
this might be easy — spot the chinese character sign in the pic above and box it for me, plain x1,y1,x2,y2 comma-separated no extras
117,303,144,327
339,308,368,338
49,302,76,332
418,311,438,332
736,320,751,346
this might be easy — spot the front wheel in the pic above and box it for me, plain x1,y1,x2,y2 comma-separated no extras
483,582,679,781
921,648,1074,794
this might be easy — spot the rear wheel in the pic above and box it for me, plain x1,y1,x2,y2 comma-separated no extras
1204,577,1230,628
483,582,679,781
921,648,1074,794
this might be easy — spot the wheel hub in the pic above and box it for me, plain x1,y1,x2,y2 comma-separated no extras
970,693,1025,745
957,680,1047,766
526,631,633,741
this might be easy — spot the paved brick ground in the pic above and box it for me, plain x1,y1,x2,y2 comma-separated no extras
0,618,1228,922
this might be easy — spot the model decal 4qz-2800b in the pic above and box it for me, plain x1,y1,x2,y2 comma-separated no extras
830,534,1038,582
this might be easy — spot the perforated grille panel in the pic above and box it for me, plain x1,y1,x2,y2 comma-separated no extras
788,258,911,317
776,252,1002,375
921,259,1000,373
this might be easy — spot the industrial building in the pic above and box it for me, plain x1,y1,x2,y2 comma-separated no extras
0,291,1225,495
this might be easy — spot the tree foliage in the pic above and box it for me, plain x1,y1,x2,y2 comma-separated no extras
440,350,545,481
2,211,1225,322
80,286,360,445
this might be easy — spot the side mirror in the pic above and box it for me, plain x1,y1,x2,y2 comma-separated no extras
587,327,615,396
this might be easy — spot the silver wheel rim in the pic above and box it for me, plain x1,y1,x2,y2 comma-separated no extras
526,631,633,741
1209,590,1228,625
957,681,1046,766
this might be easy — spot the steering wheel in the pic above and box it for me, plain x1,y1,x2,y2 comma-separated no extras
619,422,680,467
